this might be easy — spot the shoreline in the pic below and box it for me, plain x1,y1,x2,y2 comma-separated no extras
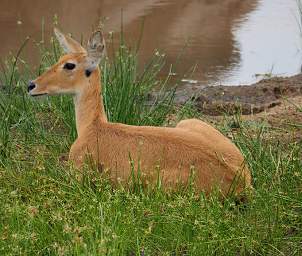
193,74,302,116
191,74,302,143
162,74,302,144
170,74,302,114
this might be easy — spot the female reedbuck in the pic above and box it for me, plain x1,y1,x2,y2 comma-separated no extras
29,28,252,196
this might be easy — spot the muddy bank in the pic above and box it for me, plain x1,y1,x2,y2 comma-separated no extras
190,74,302,115
167,74,302,143
187,74,302,144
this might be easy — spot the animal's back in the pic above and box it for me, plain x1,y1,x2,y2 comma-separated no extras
83,119,251,195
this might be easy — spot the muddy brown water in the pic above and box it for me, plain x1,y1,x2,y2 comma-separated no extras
0,0,301,87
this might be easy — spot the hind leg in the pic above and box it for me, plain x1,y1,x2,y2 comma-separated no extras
176,118,219,135
176,119,204,133
176,118,231,144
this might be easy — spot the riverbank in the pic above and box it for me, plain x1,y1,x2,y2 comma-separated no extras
194,74,302,115
169,74,302,144
194,74,302,144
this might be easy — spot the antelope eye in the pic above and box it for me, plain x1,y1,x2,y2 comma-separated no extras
63,63,76,70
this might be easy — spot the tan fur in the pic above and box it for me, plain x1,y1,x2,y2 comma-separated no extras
30,29,252,196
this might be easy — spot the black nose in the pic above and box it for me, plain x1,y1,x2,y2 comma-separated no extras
28,81,36,92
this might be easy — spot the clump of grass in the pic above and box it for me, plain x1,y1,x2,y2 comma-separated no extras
0,29,301,255
102,41,175,126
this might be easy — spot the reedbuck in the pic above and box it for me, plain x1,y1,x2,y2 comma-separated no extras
29,28,252,196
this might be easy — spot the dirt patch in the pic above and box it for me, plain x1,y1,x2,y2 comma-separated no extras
203,96,302,144
244,96,302,142
194,74,302,115
172,75,302,144
243,96,302,127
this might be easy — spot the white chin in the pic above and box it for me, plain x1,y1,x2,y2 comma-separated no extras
29,92,48,97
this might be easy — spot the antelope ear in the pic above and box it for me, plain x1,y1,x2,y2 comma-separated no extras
54,28,86,54
86,30,106,71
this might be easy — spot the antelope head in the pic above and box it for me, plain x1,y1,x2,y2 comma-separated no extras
28,28,106,96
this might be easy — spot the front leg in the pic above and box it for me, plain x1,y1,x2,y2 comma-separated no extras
59,153,69,163
69,140,87,168
69,140,103,173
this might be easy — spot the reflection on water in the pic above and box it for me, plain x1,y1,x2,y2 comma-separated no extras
0,0,301,86
225,0,302,85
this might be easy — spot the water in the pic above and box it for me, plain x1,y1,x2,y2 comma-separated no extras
0,0,301,86
225,0,302,85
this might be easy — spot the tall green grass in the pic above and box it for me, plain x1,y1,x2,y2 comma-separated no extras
0,31,301,255
0,115,301,255
102,42,175,126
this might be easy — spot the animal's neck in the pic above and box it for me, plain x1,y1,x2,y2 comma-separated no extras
73,68,107,137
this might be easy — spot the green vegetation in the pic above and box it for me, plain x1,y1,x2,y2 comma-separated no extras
0,32,301,255
102,42,175,126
